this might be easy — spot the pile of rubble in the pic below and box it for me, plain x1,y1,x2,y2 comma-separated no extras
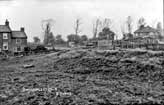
52,49,164,105
54,50,164,81
1,49,164,105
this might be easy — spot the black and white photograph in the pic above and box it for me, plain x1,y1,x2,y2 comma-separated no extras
0,0,163,105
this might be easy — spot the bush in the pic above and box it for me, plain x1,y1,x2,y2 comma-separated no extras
32,45,48,53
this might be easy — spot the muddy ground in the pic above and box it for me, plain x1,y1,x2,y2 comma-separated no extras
0,49,164,105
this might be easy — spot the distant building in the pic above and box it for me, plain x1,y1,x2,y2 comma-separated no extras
98,27,115,40
0,20,27,53
122,33,133,40
134,25,159,38
98,40,114,49
85,38,98,48
97,27,115,49
134,25,164,44
115,25,163,49
68,42,76,48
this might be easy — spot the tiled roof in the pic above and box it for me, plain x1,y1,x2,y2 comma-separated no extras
0,25,11,32
12,31,27,38
134,26,158,33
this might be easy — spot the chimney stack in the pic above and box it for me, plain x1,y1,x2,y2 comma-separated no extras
21,27,25,32
5,19,9,26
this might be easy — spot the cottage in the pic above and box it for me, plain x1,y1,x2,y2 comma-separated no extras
119,25,161,49
0,20,27,53
134,25,162,44
134,25,159,38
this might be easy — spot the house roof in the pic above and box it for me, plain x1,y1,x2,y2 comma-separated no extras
0,25,11,32
134,26,158,33
12,31,27,38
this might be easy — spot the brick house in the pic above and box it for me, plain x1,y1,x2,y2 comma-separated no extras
133,25,161,45
0,20,27,53
119,25,161,49
134,25,160,38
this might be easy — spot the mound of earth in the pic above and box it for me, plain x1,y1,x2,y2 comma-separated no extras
52,49,164,105
54,50,164,81
1,49,164,105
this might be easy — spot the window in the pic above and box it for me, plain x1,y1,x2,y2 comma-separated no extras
3,42,8,50
3,33,8,39
16,39,21,44
17,46,21,52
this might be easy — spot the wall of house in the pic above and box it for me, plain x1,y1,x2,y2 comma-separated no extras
136,32,159,38
136,32,148,37
11,38,27,52
0,33,2,51
149,32,159,38
98,40,113,49
0,32,12,52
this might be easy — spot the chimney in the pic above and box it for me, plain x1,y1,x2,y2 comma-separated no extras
20,27,25,32
5,19,9,26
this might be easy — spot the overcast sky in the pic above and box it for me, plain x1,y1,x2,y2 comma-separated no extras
0,0,163,41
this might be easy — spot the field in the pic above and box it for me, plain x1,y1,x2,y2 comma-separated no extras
0,49,164,105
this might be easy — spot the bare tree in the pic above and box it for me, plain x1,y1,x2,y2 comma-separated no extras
41,19,55,45
156,22,163,36
92,19,101,38
99,18,112,30
103,18,112,28
120,24,126,39
150,19,158,28
138,17,146,28
74,18,82,35
126,16,133,34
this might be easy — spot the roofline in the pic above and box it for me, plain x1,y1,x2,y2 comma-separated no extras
0,31,11,33
8,25,12,32
11,37,27,39
0,25,12,32
134,30,158,33
134,27,158,33
12,30,27,38
12,30,25,32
